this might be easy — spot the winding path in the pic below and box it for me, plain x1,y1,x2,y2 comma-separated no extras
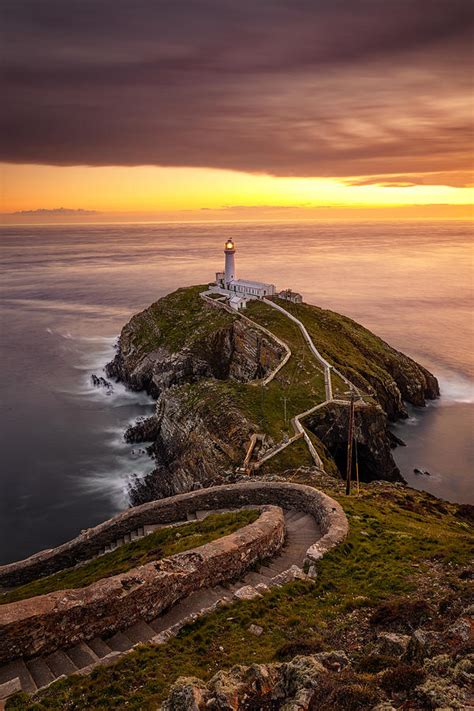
201,292,363,473
0,507,321,702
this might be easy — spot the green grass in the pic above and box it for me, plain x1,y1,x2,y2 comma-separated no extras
270,298,416,398
128,285,236,353
259,438,314,474
8,485,472,710
0,510,259,605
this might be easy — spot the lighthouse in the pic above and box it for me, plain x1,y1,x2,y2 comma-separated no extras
224,238,236,286
211,238,277,310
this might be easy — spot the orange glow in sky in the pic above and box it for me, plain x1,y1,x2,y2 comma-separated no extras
1,163,472,223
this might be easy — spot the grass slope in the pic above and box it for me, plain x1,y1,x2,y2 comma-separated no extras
128,285,236,353
8,483,472,710
0,510,259,605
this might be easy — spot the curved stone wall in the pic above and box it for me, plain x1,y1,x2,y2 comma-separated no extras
0,505,285,663
0,482,348,588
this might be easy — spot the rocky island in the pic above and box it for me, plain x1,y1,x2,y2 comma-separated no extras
106,285,439,503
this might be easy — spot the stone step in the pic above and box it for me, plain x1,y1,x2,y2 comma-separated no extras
105,630,134,653
125,620,156,645
0,677,22,701
195,510,210,520
258,565,290,578
45,650,78,678
285,509,306,522
286,518,314,532
144,524,160,536
0,659,36,694
223,581,245,593
289,519,318,531
244,571,273,585
150,587,220,635
66,642,100,669
115,537,125,547
87,637,113,659
27,657,55,689
288,538,314,546
130,530,140,541
123,533,132,543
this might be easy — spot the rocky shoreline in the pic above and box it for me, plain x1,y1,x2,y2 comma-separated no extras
106,286,439,504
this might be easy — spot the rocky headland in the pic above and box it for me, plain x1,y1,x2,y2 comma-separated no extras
106,285,439,503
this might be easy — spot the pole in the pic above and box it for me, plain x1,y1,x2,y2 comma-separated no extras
355,436,360,494
345,391,355,495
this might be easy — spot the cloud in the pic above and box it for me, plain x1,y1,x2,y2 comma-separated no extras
344,171,474,188
10,208,99,216
1,1,473,182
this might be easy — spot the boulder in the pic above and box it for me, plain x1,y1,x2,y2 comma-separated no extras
376,632,411,657
405,629,441,662
233,585,261,601
161,677,207,710
313,650,350,671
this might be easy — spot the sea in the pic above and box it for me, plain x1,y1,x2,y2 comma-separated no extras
0,221,473,564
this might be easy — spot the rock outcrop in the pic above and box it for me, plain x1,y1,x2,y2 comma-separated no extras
305,401,402,483
106,290,284,398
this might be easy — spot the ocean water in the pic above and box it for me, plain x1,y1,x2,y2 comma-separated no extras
0,221,472,564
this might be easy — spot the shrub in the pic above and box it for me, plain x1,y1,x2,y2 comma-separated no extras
275,636,325,660
355,653,397,674
455,504,474,524
381,663,426,694
370,598,431,631
309,671,380,711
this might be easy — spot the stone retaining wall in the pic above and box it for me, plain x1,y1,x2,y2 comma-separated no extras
0,482,347,588
0,505,285,663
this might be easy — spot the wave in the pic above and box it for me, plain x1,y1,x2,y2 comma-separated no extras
61,373,155,408
46,327,154,408
5,297,129,317
76,454,153,509
438,372,474,405
77,419,155,508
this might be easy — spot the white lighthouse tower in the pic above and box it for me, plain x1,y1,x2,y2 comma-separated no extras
210,237,278,310
224,238,236,286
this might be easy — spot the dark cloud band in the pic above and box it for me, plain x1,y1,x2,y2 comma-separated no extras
2,0,473,183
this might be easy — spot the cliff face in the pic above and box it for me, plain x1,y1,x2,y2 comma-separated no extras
107,290,284,397
306,401,401,483
337,336,439,421
127,382,255,505
106,286,439,502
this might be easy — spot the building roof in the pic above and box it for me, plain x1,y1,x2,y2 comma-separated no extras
230,278,275,289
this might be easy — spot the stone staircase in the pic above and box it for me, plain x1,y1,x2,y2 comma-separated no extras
88,509,233,561
0,509,320,703
92,509,207,559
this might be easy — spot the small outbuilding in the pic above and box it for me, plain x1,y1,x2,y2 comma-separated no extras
278,289,303,304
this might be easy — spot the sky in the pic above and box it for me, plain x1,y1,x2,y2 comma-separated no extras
1,0,473,223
